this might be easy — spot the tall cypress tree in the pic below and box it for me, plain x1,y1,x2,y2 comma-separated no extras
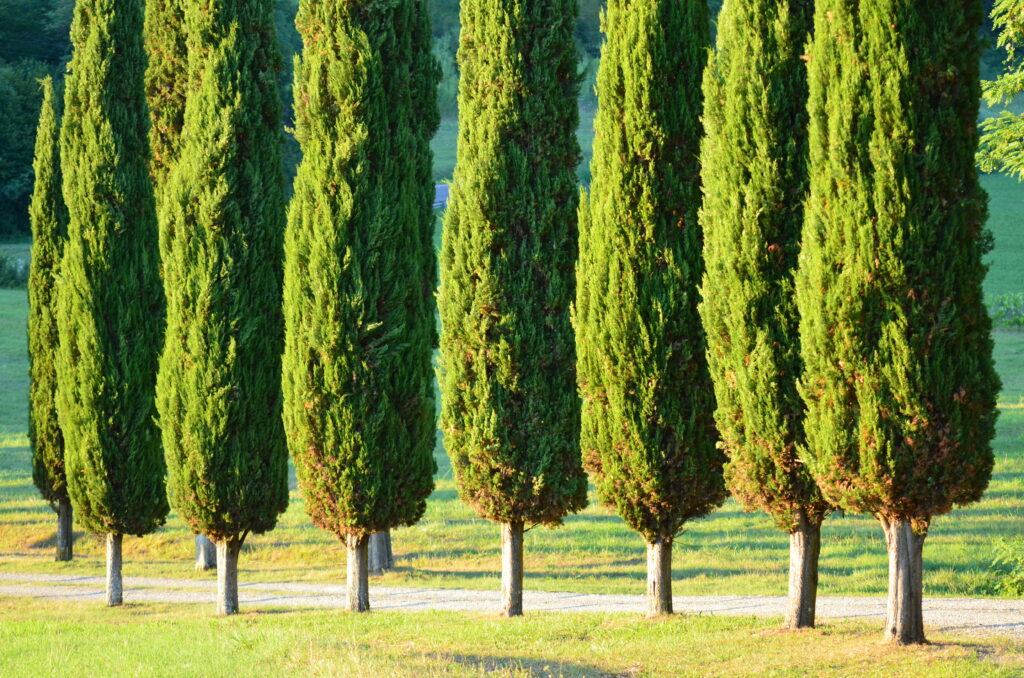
798,0,999,644
699,0,831,629
282,0,439,613
57,0,167,606
157,0,289,616
575,0,725,618
144,0,186,188
144,0,217,572
28,76,72,563
438,0,588,617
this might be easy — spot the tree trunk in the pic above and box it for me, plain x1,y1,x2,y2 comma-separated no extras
55,497,72,562
346,534,370,612
368,530,393,574
646,537,673,616
216,537,242,616
785,509,821,629
500,521,524,617
195,534,217,571
105,533,122,606
881,516,927,645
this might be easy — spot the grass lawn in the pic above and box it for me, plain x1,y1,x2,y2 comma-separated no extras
0,597,1021,678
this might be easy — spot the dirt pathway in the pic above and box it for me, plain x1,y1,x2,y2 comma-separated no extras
1,571,1021,639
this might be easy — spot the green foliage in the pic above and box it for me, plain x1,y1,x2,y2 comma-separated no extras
699,0,829,532
27,76,65,507
797,0,1000,521
991,293,1024,327
980,0,1024,178
156,0,289,541
282,0,439,539
992,537,1024,594
0,256,28,288
144,0,186,187
574,0,724,543
56,0,167,537
438,0,588,527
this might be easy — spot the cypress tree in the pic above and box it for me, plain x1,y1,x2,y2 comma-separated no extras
144,0,217,572
144,0,186,188
57,0,167,606
28,76,72,563
282,0,439,613
157,0,289,616
798,0,999,644
699,0,831,629
575,0,725,618
438,0,588,617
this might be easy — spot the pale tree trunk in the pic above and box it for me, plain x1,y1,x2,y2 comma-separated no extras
785,509,821,629
646,537,673,616
368,530,393,574
106,533,122,606
500,521,524,617
881,516,928,645
195,534,217,571
55,497,72,562
346,534,370,612
216,537,242,616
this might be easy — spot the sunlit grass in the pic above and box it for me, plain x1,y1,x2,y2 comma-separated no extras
0,597,1021,678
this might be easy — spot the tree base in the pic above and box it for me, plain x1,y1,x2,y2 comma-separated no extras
881,516,928,645
646,538,673,616
347,534,370,612
501,522,524,617
785,510,821,629
106,533,122,606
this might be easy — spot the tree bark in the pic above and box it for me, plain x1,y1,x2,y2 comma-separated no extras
195,534,217,571
881,516,927,645
346,534,370,612
501,521,524,617
368,530,393,574
646,537,673,616
55,497,72,562
216,537,242,616
106,533,122,606
785,509,821,629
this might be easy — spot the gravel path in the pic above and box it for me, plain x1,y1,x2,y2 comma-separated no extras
1,571,1021,639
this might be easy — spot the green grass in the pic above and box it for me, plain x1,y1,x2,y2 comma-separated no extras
0,597,1021,678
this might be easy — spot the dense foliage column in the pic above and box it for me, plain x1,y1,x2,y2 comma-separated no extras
28,76,72,563
144,0,217,572
699,0,830,629
438,0,588,617
282,0,439,613
157,0,289,616
575,0,725,617
798,0,1000,645
57,0,168,605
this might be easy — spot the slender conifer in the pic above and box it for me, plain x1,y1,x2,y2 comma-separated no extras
282,0,439,613
438,0,588,617
575,0,725,617
28,76,72,562
699,0,831,629
156,0,289,616
798,0,1000,644
144,0,218,570
57,0,167,606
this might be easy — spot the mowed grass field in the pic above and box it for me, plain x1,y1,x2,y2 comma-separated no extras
0,131,1021,602
1,598,1023,678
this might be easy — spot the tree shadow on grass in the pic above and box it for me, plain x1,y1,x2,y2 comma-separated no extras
443,652,629,677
